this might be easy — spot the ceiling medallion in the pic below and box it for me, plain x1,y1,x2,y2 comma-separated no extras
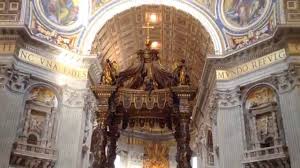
33,0,85,33
220,0,272,32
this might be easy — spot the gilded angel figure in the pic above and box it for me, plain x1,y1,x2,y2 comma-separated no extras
173,59,190,86
100,59,118,85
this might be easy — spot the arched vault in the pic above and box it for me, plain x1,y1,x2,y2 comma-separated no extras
79,0,226,56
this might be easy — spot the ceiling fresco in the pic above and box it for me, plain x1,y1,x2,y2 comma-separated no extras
26,0,279,55
225,8,276,51
221,0,271,29
40,0,80,26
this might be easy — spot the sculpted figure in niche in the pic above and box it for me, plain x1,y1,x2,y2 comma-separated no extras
30,119,42,135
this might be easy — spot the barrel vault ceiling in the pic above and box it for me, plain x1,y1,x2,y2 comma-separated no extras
91,5,214,86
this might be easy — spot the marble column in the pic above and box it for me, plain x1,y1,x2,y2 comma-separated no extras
274,67,300,168
215,88,244,168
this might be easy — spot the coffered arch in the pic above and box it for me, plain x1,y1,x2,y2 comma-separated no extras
91,5,215,86
79,0,226,56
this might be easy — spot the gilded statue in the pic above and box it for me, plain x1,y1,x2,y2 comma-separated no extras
173,59,190,86
100,59,118,85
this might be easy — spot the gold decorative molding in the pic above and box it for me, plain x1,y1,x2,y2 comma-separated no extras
287,40,300,55
286,0,300,23
17,49,88,80
0,40,16,54
0,0,21,23
216,49,287,80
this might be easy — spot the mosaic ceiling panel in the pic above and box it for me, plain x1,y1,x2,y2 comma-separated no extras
40,0,79,26
91,5,214,86
221,0,272,29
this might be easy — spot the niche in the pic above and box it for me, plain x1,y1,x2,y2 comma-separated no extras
244,86,284,150
20,86,58,148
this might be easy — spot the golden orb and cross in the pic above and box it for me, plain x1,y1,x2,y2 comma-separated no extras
143,13,159,49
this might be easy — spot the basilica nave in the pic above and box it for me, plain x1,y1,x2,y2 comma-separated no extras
0,0,300,168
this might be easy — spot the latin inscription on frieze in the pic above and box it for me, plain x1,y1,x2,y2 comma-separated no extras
216,49,287,80
18,49,88,80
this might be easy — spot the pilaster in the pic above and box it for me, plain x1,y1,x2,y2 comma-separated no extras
0,66,29,167
56,85,88,168
215,88,244,168
273,65,300,168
